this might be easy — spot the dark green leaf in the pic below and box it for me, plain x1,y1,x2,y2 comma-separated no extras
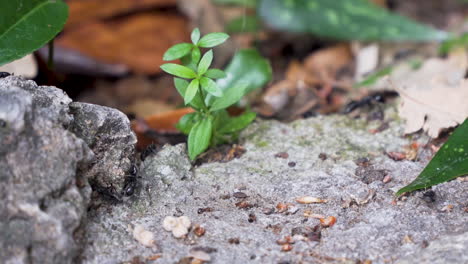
185,79,200,105
226,15,262,33
198,50,213,75
161,63,197,79
219,111,256,134
192,46,201,64
0,0,69,66
205,69,227,79
198,33,230,48
258,0,449,41
174,78,205,110
163,43,193,61
396,119,468,195
206,49,272,105
188,118,213,160
191,28,201,45
210,84,248,112
200,77,223,97
176,112,200,134
212,0,257,8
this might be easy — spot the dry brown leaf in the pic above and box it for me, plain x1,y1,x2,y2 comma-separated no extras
57,13,189,74
391,49,468,138
66,0,176,28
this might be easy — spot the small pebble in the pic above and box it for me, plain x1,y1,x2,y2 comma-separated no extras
274,152,289,159
233,192,248,199
288,162,296,167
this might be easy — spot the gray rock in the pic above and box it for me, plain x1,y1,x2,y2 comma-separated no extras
82,110,468,263
69,102,137,200
0,76,138,264
0,76,92,264
396,232,468,264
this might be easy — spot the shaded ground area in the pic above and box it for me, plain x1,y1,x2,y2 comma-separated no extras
82,111,468,263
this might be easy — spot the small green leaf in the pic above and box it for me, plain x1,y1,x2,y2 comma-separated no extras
225,15,261,33
210,84,248,112
204,69,227,79
218,111,256,134
188,118,213,160
192,46,201,64
191,28,201,45
396,119,468,195
163,43,193,61
198,50,213,75
200,77,223,97
174,78,205,110
176,112,200,134
185,79,200,105
161,63,197,79
206,49,272,105
0,0,69,66
439,33,468,55
258,0,449,41
198,33,230,48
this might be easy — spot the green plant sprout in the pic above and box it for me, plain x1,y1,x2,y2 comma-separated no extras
161,28,257,160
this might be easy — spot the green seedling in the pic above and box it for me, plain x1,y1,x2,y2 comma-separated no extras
161,28,257,160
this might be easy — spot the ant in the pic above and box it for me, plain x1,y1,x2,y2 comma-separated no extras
343,90,398,114
122,164,139,197
0,72,11,78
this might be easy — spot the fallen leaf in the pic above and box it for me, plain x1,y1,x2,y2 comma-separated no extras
391,49,468,137
57,13,189,74
66,0,176,28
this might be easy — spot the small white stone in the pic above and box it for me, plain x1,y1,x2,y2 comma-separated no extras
133,224,155,247
172,226,189,238
178,215,191,228
162,216,178,231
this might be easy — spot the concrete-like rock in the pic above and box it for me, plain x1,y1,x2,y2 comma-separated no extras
69,102,137,200
0,76,92,264
82,110,467,263
396,232,468,264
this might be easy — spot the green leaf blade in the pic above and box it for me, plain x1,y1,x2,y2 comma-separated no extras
210,84,248,112
198,33,230,48
205,69,227,79
0,0,69,66
161,63,197,79
188,118,213,160
396,119,468,195
200,77,223,97
206,49,272,106
218,111,257,134
176,112,200,134
191,28,201,45
174,78,205,110
184,79,200,105
258,0,449,42
163,43,193,61
197,50,213,75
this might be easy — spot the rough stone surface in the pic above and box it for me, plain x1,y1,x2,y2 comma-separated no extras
69,102,137,200
396,232,468,264
0,76,92,264
82,111,468,263
0,76,138,264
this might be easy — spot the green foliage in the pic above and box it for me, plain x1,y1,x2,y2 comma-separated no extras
439,33,468,55
212,0,257,8
396,119,468,195
0,0,69,66
257,0,449,41
161,29,271,160
225,15,262,34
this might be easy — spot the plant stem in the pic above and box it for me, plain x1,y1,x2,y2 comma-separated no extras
47,39,55,70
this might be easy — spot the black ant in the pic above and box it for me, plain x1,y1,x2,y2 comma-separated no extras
343,90,398,114
140,143,160,161
0,72,11,78
122,164,139,197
